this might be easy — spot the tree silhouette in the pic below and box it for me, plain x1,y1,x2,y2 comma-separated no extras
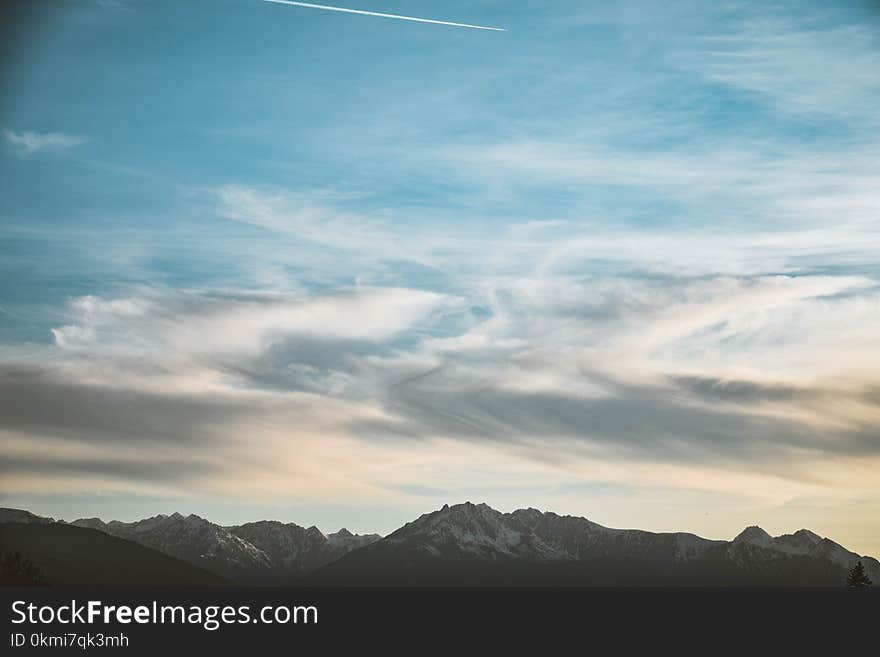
0,551,47,586
846,561,872,588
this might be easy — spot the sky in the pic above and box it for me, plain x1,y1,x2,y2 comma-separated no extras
1,0,879,555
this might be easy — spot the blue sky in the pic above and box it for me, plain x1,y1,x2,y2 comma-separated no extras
1,0,880,554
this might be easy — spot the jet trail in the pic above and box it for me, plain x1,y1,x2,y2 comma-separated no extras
262,1,507,32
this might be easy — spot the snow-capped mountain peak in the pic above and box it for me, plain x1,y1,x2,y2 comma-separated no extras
734,525,773,545
387,501,544,560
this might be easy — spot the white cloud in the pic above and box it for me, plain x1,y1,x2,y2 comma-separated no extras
51,286,453,359
4,130,88,157
215,185,402,256
683,17,880,119
439,139,880,233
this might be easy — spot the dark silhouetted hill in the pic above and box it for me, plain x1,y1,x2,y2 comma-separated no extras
0,522,228,586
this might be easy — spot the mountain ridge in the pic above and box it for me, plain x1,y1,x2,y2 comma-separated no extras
61,510,381,584
1,504,876,586
307,501,880,586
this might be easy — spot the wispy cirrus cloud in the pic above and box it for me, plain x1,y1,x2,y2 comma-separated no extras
2,270,878,496
436,135,880,236
214,184,397,254
680,15,880,120
4,129,88,157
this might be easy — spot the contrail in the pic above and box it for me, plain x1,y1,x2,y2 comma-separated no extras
262,0,507,32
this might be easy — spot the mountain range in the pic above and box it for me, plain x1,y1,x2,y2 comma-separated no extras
68,511,380,584
1,503,877,586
